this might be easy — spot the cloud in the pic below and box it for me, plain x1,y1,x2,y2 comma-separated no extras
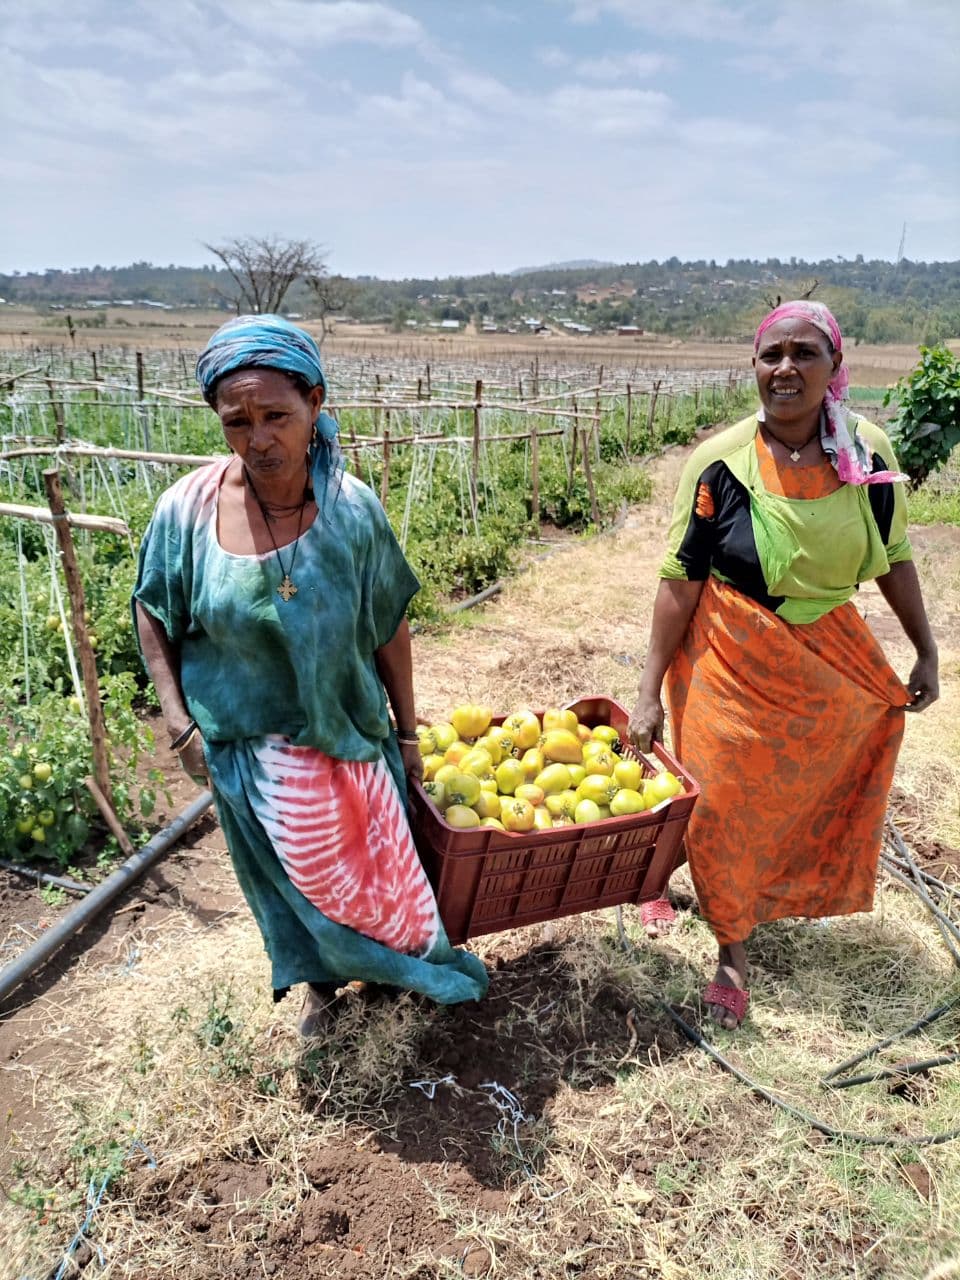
226,0,424,49
574,51,668,80
536,45,571,69
547,85,672,136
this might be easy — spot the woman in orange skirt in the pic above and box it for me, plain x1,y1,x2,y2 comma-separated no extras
629,301,939,1029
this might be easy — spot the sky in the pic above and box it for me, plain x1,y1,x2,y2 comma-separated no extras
2,0,959,278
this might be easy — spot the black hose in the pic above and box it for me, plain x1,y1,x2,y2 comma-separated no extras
615,815,960,1147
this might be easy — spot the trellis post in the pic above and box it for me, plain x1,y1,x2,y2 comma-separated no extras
41,469,114,810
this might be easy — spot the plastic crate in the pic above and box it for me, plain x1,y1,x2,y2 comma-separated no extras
409,695,699,945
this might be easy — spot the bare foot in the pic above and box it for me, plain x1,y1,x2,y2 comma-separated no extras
707,941,749,1030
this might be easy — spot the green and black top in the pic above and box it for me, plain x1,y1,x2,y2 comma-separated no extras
660,414,912,625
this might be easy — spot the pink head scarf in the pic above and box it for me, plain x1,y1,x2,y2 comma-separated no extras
754,300,904,486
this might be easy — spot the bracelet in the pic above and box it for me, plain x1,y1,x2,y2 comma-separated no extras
395,728,420,745
170,719,199,752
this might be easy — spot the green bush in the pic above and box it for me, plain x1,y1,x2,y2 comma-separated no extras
884,345,960,487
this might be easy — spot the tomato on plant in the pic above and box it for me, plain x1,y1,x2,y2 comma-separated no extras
33,762,53,783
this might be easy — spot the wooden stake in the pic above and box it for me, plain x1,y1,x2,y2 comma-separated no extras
625,383,633,454
471,378,482,506
580,429,600,526
567,396,580,494
380,425,391,507
646,379,661,443
135,351,145,400
42,469,114,809
530,421,540,535
84,776,134,857
44,380,65,443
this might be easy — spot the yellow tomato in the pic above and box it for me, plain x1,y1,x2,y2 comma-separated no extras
422,780,446,809
475,733,503,766
474,791,502,819
459,747,494,778
445,804,481,829
534,762,572,795
540,729,583,765
646,771,683,803
444,740,470,765
519,748,544,781
480,817,505,831
503,710,541,751
542,707,579,734
487,727,516,759
451,703,493,740
610,788,648,817
567,764,586,787
577,774,620,805
421,753,445,781
613,758,643,790
591,724,621,748
495,758,525,795
515,783,545,808
501,797,535,833
574,799,601,825
545,789,578,819
444,772,482,808
430,722,460,752
532,806,553,831
434,763,461,788
417,727,438,757
583,749,615,777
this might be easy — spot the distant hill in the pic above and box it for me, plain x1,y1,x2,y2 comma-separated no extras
509,259,616,276
3,256,959,344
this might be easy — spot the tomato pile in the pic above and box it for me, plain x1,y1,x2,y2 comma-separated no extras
416,703,683,833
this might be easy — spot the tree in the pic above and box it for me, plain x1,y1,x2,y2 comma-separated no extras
305,273,357,344
203,235,326,315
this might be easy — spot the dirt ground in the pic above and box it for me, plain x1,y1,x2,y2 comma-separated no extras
1,425,959,1280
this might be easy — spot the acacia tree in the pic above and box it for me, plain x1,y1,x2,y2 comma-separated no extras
204,235,326,315
305,273,357,344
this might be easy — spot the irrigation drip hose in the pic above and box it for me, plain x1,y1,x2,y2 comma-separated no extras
0,858,93,896
614,817,960,1147
0,791,214,1006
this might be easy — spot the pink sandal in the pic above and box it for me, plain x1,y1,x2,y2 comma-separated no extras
702,981,750,1028
640,897,677,931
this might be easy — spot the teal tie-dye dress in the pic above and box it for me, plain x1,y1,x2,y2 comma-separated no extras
133,456,488,1004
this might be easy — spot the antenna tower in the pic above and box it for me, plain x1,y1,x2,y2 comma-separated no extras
896,222,907,264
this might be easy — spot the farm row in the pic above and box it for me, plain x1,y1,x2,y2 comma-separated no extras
0,349,756,869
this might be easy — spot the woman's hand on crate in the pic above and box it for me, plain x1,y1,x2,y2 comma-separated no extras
627,693,664,754
399,738,424,782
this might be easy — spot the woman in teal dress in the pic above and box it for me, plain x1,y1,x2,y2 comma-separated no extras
133,315,488,1030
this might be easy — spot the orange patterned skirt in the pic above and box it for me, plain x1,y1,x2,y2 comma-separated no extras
665,577,908,945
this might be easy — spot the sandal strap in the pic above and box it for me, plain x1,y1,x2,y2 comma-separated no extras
702,981,750,1023
640,897,677,924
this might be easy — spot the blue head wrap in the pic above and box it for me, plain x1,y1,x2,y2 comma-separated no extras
195,314,339,442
